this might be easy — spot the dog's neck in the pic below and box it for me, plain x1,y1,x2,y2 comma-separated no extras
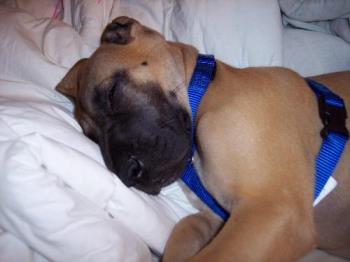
177,43,199,89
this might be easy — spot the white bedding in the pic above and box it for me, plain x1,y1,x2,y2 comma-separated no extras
0,0,283,261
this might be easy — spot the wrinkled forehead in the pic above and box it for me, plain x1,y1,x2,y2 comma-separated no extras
75,17,190,114
83,39,185,95
86,41,158,82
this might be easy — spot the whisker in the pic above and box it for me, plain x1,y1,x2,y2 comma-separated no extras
159,117,178,128
172,80,186,94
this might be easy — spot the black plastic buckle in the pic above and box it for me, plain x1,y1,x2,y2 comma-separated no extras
318,95,349,139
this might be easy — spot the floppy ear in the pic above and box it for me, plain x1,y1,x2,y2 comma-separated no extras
101,16,135,45
56,58,87,99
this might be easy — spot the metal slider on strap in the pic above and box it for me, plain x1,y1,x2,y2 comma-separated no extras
306,78,349,199
318,94,349,139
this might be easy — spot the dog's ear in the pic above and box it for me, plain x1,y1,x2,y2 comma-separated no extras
101,16,135,45
56,58,87,99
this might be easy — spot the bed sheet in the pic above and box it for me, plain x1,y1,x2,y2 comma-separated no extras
0,2,193,261
0,79,195,261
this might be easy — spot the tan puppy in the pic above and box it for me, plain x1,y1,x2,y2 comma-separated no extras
56,17,350,261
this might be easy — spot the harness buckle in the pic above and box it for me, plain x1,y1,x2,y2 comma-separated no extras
318,95,349,139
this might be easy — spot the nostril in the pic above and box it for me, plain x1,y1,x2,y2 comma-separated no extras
127,155,144,182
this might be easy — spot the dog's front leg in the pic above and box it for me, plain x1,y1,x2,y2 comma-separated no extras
187,200,316,262
162,211,223,262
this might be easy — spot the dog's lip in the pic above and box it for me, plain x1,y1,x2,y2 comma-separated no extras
155,144,191,172
155,149,192,187
134,184,162,195
131,147,191,195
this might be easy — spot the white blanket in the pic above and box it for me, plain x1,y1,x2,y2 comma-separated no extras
0,0,283,261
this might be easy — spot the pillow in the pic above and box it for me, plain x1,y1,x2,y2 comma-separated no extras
62,0,114,49
0,81,152,261
0,0,63,19
0,4,196,260
283,28,350,76
111,0,283,68
279,0,350,21
0,76,199,260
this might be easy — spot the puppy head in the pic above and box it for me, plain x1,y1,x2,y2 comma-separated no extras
56,17,197,194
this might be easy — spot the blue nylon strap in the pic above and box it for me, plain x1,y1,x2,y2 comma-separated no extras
181,54,230,221
187,54,216,142
306,79,349,199
182,164,230,221
314,133,348,199
181,58,348,221
307,79,344,107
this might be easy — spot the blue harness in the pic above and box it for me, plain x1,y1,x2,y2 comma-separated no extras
181,54,349,221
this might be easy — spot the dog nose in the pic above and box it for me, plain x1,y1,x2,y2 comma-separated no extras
123,155,144,187
101,16,135,45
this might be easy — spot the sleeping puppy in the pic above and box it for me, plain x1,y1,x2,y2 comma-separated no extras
56,17,350,261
